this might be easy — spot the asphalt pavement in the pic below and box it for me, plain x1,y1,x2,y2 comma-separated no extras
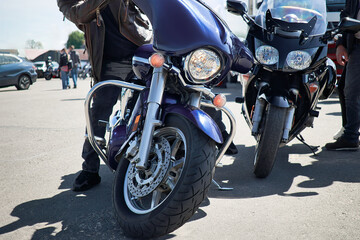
0,78,359,240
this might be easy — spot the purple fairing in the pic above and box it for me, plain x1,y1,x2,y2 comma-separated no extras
108,124,127,170
133,0,253,80
132,44,154,80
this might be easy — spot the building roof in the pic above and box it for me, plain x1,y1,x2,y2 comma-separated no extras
0,48,89,62
24,49,48,60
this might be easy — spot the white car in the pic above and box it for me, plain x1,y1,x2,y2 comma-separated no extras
34,61,47,78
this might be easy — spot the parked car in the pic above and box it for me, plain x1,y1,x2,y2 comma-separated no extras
34,61,47,78
0,53,37,90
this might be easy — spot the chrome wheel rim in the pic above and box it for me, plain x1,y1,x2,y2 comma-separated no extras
19,75,30,89
124,127,187,214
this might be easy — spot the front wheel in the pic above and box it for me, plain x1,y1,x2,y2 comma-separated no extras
113,114,216,238
16,75,31,90
44,72,52,80
253,105,287,178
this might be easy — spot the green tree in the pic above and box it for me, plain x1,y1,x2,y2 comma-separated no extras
66,31,85,49
25,39,43,49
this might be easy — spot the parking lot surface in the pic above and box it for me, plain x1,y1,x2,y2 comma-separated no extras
0,78,359,240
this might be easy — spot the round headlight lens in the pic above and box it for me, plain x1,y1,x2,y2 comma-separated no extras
255,45,279,65
186,49,221,83
286,50,311,70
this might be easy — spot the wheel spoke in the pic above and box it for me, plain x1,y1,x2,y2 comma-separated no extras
165,176,176,190
170,136,182,159
151,190,162,208
171,157,185,170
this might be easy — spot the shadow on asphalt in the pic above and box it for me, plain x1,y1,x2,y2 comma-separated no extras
209,142,360,199
1,83,356,239
0,166,133,240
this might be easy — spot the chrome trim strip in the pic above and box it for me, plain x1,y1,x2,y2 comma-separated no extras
171,66,216,100
132,56,149,64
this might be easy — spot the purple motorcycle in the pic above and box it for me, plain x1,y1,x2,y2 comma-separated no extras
84,0,253,237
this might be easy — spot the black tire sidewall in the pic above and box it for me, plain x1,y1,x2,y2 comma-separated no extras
254,105,287,178
113,114,215,237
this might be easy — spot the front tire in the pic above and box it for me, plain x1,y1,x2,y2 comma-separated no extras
44,72,52,80
113,114,216,238
253,105,287,178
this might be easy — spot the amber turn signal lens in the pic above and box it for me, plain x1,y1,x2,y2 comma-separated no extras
149,53,165,68
132,115,141,132
242,74,250,81
309,83,318,93
213,94,227,108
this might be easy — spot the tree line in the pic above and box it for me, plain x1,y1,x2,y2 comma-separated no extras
25,31,85,49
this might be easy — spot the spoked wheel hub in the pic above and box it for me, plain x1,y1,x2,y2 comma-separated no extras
127,137,171,197
124,127,186,214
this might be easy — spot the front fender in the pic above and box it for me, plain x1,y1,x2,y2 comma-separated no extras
162,104,223,144
260,94,290,108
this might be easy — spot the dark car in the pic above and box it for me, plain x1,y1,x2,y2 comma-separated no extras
0,53,37,90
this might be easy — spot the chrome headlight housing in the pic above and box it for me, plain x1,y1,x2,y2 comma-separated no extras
255,45,279,65
285,50,312,70
184,48,221,84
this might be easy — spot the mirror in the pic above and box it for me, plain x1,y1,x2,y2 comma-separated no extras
227,0,248,15
256,0,263,9
338,17,360,33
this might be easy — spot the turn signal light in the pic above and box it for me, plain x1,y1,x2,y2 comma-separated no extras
242,74,250,81
309,83,319,93
149,53,165,68
132,115,141,132
213,94,227,108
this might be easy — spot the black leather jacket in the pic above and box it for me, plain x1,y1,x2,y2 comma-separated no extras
57,0,152,82
337,0,360,55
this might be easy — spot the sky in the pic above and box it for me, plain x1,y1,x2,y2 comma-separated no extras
0,0,80,50
0,0,247,52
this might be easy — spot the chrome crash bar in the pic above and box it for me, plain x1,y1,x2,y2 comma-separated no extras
84,80,145,169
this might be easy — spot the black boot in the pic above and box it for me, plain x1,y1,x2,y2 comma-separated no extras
72,170,101,191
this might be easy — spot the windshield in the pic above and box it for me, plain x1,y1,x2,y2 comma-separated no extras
256,0,327,36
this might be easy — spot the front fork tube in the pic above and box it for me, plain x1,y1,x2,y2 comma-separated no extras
251,97,295,141
282,106,295,142
251,96,266,136
135,67,167,170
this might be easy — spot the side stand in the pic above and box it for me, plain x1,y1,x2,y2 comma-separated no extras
212,179,233,191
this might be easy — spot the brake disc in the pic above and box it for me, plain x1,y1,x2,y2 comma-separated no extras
126,137,171,197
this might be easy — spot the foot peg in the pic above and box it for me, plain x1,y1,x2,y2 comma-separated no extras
235,97,244,103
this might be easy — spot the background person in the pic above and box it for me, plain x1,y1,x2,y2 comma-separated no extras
68,45,81,88
325,0,360,150
59,48,70,90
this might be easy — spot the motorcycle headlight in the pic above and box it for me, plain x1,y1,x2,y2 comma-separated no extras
255,45,279,65
184,49,221,84
286,50,312,70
